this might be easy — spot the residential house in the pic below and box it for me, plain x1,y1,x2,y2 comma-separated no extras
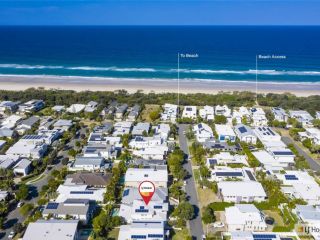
215,124,236,142
0,155,20,170
217,181,267,203
16,116,40,135
84,101,98,113
66,172,112,188
1,115,22,129
225,204,267,231
22,220,79,240
127,104,141,121
299,127,320,145
210,167,256,182
132,146,168,160
6,138,47,159
53,119,73,131
0,101,19,113
129,136,163,149
193,123,214,143
52,105,65,113
234,124,257,144
67,104,86,114
132,122,150,136
115,104,128,120
182,106,197,119
161,103,178,122
199,106,214,121
125,168,168,188
272,107,288,122
289,110,314,127
152,124,170,140
19,99,45,113
215,105,231,117
118,221,167,240
56,184,105,203
13,159,31,176
206,152,248,167
250,108,268,127
113,121,132,136
70,156,105,172
43,199,92,224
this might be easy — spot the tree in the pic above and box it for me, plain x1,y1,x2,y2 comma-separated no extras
16,184,29,201
149,109,160,121
19,203,34,217
202,206,216,224
61,157,69,165
173,202,194,221
68,149,77,158
215,115,227,124
13,223,23,234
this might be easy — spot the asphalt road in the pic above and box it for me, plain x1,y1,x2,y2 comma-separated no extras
178,124,204,240
282,136,320,171
0,127,85,239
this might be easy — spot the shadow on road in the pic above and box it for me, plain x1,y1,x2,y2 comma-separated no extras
4,218,18,230
28,185,39,200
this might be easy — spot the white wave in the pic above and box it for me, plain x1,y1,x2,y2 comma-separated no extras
1,63,320,76
0,64,63,69
67,66,157,72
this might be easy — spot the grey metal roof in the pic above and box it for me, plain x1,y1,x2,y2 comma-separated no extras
20,116,40,127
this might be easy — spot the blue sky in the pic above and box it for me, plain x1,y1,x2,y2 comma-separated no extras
0,0,319,25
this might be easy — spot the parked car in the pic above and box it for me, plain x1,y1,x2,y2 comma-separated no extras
7,231,15,239
17,202,24,208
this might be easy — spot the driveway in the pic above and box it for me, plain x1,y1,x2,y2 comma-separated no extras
178,124,204,240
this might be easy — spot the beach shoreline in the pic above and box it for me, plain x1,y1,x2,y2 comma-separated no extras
0,75,319,96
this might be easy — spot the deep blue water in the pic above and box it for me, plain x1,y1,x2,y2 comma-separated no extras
0,26,319,83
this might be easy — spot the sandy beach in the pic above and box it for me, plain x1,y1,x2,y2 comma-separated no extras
0,75,319,96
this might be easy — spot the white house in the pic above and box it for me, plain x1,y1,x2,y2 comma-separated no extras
0,155,20,170
215,105,231,117
83,144,116,159
293,205,320,240
152,124,170,140
53,119,73,131
6,139,47,159
193,123,214,143
18,99,44,113
289,110,314,127
52,105,65,113
276,171,320,205
252,150,294,169
56,184,105,202
234,124,257,144
182,106,197,119
113,121,132,136
71,156,105,171
129,136,163,149
67,104,86,113
43,199,91,224
225,204,267,231
84,101,98,113
254,126,281,143
272,107,288,122
0,101,19,113
119,199,168,223
115,104,128,120
1,115,22,129
217,181,267,203
132,146,168,160
132,122,150,136
119,221,166,240
22,220,79,240
299,127,320,145
13,158,31,176
161,103,178,123
125,168,168,188
199,106,214,120
250,108,268,127
127,104,141,121
215,124,236,142
206,152,248,167
210,167,256,182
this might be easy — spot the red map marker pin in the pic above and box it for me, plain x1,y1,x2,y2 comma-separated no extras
139,181,155,205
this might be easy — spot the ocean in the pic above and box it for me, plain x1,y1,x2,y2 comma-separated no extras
0,26,320,83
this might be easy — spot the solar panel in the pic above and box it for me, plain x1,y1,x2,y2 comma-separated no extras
253,234,277,239
131,235,147,239
209,159,217,165
246,170,256,181
273,151,293,156
285,175,298,180
154,205,163,209
46,202,59,209
216,172,243,177
238,126,247,134
70,191,94,194
123,189,130,197
135,209,149,213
